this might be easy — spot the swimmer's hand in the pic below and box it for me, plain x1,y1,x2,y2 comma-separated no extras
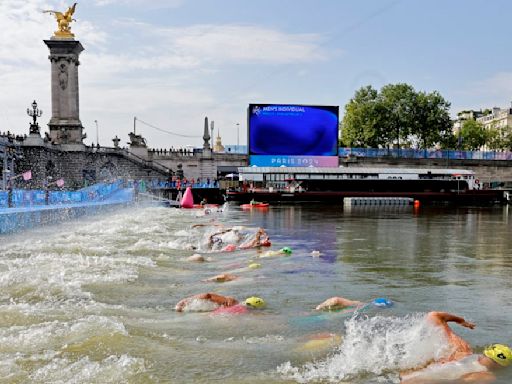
460,320,475,329
427,312,475,329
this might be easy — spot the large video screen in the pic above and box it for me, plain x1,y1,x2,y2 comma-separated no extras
248,104,339,167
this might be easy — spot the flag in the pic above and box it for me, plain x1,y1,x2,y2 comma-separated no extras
56,178,64,187
22,170,32,181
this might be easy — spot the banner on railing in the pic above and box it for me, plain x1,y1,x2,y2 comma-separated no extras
338,147,512,161
1,181,126,209
11,189,46,207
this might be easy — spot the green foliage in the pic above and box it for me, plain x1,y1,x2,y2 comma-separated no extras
341,85,385,147
487,125,512,151
341,83,452,149
459,120,487,150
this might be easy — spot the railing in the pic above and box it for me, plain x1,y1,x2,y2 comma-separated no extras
338,147,512,161
149,180,220,189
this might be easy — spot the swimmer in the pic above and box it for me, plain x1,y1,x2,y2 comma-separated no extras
315,296,393,311
239,227,271,249
315,296,364,311
208,228,242,249
212,296,266,315
186,254,206,262
175,293,266,314
400,311,512,383
175,293,237,312
203,273,238,283
259,246,292,258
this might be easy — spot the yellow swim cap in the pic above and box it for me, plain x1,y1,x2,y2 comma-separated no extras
248,263,261,269
244,296,266,308
484,344,512,367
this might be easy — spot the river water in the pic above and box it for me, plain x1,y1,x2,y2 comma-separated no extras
0,203,511,383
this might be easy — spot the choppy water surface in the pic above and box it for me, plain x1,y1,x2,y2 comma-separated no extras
1,203,511,383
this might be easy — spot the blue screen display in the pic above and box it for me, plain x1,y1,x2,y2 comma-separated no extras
248,104,339,156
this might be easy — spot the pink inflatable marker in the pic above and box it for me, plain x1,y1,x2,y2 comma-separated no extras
180,186,194,208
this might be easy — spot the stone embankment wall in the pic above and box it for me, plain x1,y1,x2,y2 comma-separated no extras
15,146,167,189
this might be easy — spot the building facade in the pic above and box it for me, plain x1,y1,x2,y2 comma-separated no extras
476,106,512,130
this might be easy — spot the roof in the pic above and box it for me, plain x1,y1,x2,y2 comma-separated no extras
237,166,474,175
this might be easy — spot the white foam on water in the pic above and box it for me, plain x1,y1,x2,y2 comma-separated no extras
0,299,124,325
0,252,155,303
30,354,145,383
0,315,127,353
181,298,220,312
278,313,451,383
244,334,285,344
0,207,189,383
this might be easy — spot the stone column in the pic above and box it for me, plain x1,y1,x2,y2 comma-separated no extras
202,116,212,157
44,38,84,145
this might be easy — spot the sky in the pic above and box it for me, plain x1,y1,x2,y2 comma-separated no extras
1,0,512,149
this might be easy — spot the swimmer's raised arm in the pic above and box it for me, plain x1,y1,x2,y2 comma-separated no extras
315,296,364,311
427,312,475,329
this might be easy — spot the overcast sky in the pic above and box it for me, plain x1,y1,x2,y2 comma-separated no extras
1,0,511,149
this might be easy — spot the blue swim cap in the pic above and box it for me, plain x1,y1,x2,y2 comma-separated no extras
372,298,393,308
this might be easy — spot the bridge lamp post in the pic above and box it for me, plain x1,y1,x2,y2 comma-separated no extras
94,120,99,146
27,100,43,134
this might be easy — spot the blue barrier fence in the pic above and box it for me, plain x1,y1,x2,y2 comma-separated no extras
0,191,8,208
338,147,512,160
4,180,125,209
0,187,134,235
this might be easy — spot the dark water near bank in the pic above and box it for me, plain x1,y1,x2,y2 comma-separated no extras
0,203,511,383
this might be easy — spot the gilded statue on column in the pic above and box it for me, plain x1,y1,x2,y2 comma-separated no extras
43,3,77,38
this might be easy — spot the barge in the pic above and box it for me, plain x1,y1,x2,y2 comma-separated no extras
226,167,505,205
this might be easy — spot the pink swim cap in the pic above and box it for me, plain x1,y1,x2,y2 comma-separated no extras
222,244,237,252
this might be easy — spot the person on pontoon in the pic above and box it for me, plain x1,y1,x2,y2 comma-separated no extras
400,311,511,383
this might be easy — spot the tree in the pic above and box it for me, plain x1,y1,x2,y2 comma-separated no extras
378,83,418,148
341,83,452,149
459,120,486,150
487,124,512,151
413,91,452,149
341,85,386,147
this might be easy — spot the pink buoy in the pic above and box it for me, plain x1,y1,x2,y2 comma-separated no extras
180,186,194,208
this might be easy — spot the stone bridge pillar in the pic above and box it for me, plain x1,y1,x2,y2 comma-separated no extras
44,38,84,145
